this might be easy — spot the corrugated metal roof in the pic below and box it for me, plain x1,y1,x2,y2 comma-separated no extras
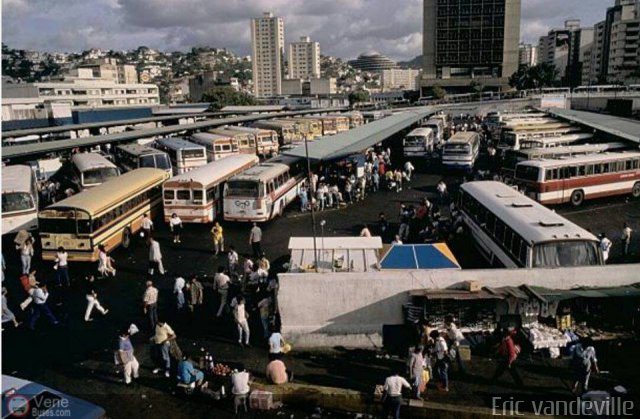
282,110,431,162
546,108,640,144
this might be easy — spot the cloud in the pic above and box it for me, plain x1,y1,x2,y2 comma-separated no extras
2,0,614,60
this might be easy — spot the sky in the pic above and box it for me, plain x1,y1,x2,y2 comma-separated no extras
2,0,614,61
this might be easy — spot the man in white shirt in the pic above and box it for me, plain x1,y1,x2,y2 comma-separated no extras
55,247,70,287
268,328,285,360
392,235,403,245
433,331,450,392
141,213,153,238
214,267,230,317
599,233,612,263
227,246,239,275
231,369,251,414
142,280,159,329
249,223,263,258
174,277,186,310
233,296,250,347
148,238,165,275
28,285,58,330
382,371,411,419
622,223,632,257
445,315,466,374
404,161,415,182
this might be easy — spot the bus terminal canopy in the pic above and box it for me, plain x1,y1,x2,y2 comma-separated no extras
380,243,461,270
282,109,431,163
288,236,383,273
545,108,640,144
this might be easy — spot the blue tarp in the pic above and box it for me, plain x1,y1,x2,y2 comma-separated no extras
380,244,460,270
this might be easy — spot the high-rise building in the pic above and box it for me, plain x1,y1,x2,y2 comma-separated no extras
348,53,397,72
381,69,420,91
582,21,607,85
288,36,320,79
605,0,640,83
251,12,285,98
421,0,521,93
538,20,594,87
518,43,538,67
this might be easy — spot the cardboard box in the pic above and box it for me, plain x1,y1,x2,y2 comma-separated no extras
249,390,274,410
458,345,471,361
463,280,481,292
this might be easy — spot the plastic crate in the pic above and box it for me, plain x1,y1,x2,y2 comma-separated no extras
249,390,274,410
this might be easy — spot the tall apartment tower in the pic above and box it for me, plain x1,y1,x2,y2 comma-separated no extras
605,0,640,83
251,12,285,98
421,0,521,93
288,36,320,79
538,20,594,87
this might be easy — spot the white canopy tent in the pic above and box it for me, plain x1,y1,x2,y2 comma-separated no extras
288,236,383,273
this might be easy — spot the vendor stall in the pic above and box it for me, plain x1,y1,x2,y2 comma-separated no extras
287,236,382,273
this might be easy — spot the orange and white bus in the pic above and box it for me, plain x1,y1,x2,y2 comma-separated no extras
162,154,259,223
295,117,323,139
223,155,305,222
189,132,239,161
209,127,257,155
39,168,169,261
221,126,279,157
514,151,640,206
323,115,350,133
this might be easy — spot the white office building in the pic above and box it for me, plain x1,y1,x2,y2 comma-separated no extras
381,69,420,91
251,12,285,98
288,36,320,79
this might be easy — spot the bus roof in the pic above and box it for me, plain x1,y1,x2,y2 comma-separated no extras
503,123,572,132
71,153,117,172
253,119,296,128
164,154,259,189
448,131,479,143
156,137,205,150
223,126,274,135
46,168,169,216
520,133,593,144
510,142,628,158
517,151,640,168
424,118,444,126
2,165,33,193
461,181,598,244
229,162,290,183
116,143,165,156
191,132,232,143
407,128,434,136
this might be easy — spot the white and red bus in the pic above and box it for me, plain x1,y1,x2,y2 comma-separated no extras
514,151,640,206
223,155,305,222
162,154,259,223
189,132,239,161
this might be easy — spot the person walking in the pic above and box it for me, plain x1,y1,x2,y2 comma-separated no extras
234,296,250,347
187,275,204,313
19,237,34,275
117,329,139,386
409,346,425,400
148,237,165,275
174,276,186,310
54,247,71,287
169,213,183,244
97,244,116,277
599,233,612,263
214,267,230,318
143,280,159,330
211,222,224,255
28,284,59,330
445,315,466,374
394,169,403,192
141,213,153,238
571,341,599,394
227,246,239,276
84,276,109,321
490,328,523,387
372,170,380,193
622,223,632,257
258,253,270,273
404,161,415,182
249,223,263,258
2,287,20,329
398,205,410,242
433,331,450,392
436,180,448,204
298,185,309,212
257,297,272,339
152,320,176,378
381,370,411,419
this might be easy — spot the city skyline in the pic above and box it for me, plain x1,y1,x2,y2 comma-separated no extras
3,0,614,60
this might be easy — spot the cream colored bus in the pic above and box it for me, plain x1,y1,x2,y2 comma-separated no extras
39,168,170,262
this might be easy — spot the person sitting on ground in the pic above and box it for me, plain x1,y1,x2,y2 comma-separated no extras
177,352,206,388
266,358,293,385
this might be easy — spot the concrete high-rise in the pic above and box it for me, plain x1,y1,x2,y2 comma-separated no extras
518,43,538,67
538,20,594,87
251,12,285,98
421,0,521,93
605,0,640,83
288,36,320,79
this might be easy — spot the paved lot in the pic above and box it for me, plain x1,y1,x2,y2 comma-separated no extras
2,167,639,418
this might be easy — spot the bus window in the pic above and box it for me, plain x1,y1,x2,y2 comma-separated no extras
515,165,540,182
226,180,260,197
193,190,203,203
2,192,34,213
206,187,216,202
578,166,586,176
177,190,190,200
164,190,175,200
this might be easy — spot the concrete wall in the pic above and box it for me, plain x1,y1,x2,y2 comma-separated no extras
278,264,640,348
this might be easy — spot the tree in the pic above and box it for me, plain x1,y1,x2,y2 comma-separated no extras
509,63,559,90
348,90,370,106
469,80,484,97
426,85,446,100
202,86,257,110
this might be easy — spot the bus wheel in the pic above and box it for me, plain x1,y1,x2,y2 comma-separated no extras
632,182,640,199
570,190,584,207
122,228,132,249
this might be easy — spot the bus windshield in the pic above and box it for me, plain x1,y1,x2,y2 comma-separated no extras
2,192,34,213
533,241,599,268
405,136,425,146
515,165,540,182
444,144,470,154
141,154,171,170
182,149,205,159
82,167,119,185
226,180,260,197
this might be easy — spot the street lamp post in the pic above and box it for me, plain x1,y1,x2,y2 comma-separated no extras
320,219,326,266
303,134,319,272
